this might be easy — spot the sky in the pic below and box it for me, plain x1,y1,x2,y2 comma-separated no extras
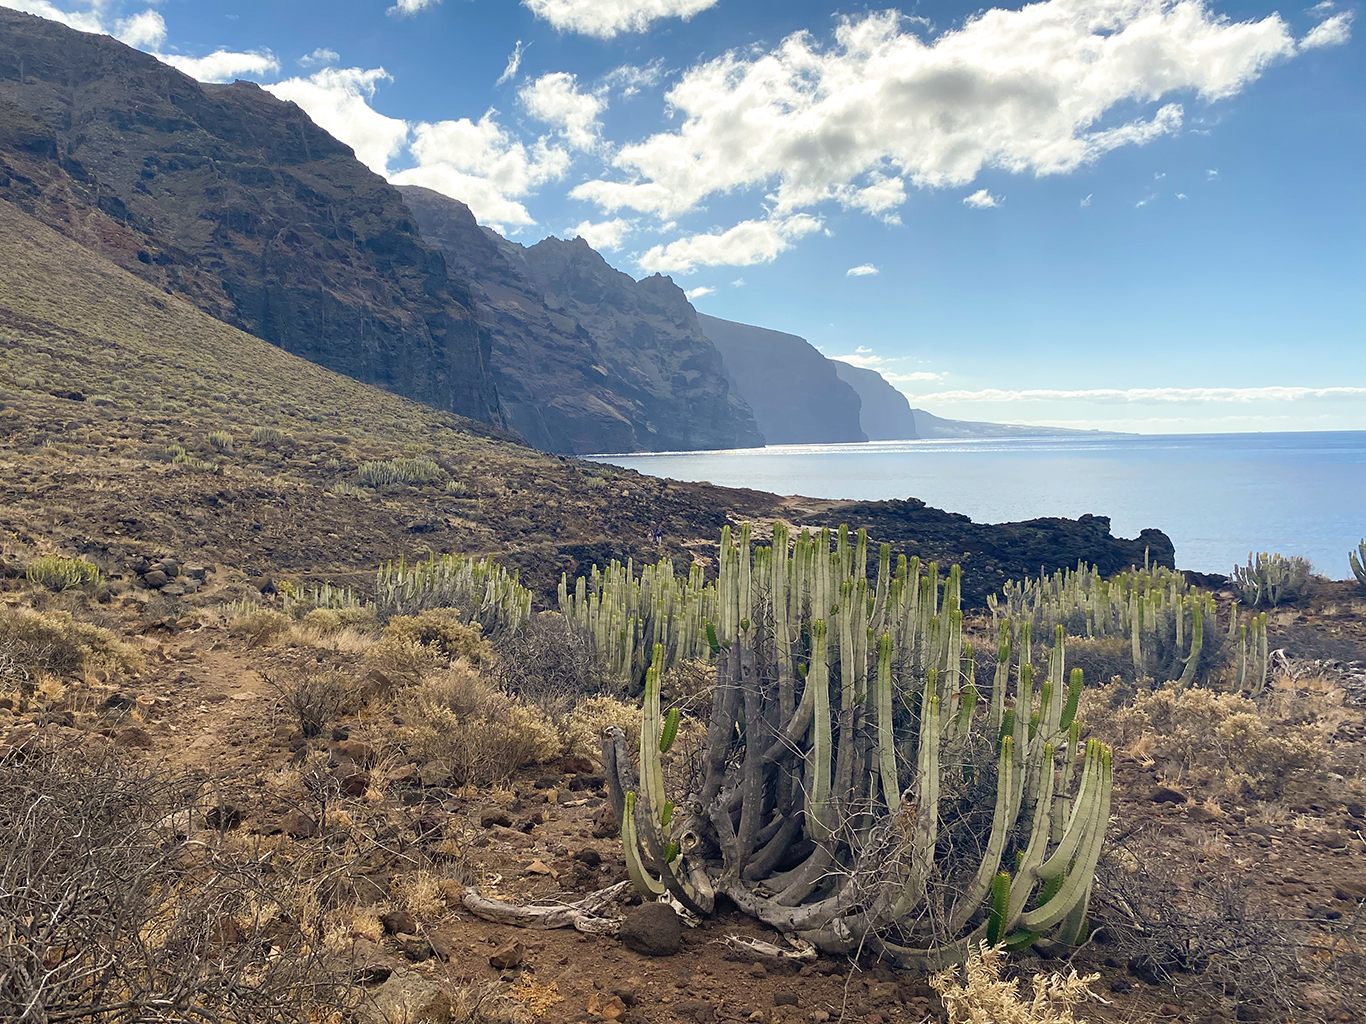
5,0,1363,433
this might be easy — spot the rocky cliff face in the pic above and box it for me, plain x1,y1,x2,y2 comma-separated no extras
400,183,762,454
697,314,866,445
830,361,919,441
0,10,500,425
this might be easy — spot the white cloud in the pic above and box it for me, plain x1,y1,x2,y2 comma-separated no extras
602,61,665,98
569,218,633,249
523,0,719,39
266,67,408,174
1080,194,1093,207
684,285,716,299
898,386,1366,403
520,72,606,151
1176,192,1188,199
495,40,526,86
160,49,281,83
1300,11,1354,48
846,264,879,277
391,114,569,231
572,1,1298,231
884,371,947,382
116,10,166,49
731,278,746,287
388,0,440,15
963,189,1001,209
636,214,823,274
1207,168,1219,178
300,48,341,68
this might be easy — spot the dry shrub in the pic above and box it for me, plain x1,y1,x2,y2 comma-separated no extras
383,609,490,667
1085,683,1325,798
1062,636,1138,686
563,694,640,765
267,666,369,738
931,943,1101,1024
0,605,141,683
391,870,448,919
390,664,560,786
493,613,607,724
0,747,349,1021
301,605,378,637
228,607,293,647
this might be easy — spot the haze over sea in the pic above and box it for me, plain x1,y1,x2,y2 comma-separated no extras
591,432,1366,578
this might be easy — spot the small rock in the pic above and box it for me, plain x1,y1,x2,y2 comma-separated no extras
534,775,561,789
810,1012,830,1023
674,1000,716,1023
1150,786,1186,804
381,910,418,935
334,739,376,767
481,810,512,829
619,903,682,957
1159,1004,1181,1017
749,963,768,978
575,849,603,868
142,570,169,589
609,986,638,1007
1111,979,1134,994
336,769,370,797
281,809,317,839
489,939,525,970
588,993,628,1021
362,968,452,1024
348,937,392,984
402,937,435,962
115,727,155,749
592,804,618,839
774,992,801,1007
1335,883,1366,902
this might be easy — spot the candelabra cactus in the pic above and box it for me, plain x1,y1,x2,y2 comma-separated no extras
1352,540,1366,589
375,552,530,630
605,524,1113,967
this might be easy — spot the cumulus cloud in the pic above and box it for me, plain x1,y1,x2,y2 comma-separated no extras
572,0,1299,236
520,72,606,151
523,0,719,39
684,285,716,299
884,371,947,382
0,0,104,33
846,264,879,277
391,114,569,231
161,49,281,83
636,214,823,274
963,189,1001,209
266,68,408,174
300,48,341,68
388,0,440,15
495,40,527,86
1300,10,1354,48
116,9,166,49
569,218,633,249
899,386,1366,403
602,60,665,98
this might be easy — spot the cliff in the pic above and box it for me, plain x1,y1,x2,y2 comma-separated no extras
830,361,919,441
697,314,866,445
0,9,500,425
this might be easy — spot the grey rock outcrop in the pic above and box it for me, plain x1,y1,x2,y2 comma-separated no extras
399,185,763,454
698,314,866,445
831,361,919,441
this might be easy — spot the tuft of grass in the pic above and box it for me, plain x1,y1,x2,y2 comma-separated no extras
250,425,286,445
25,555,101,591
208,430,234,452
932,943,1101,1024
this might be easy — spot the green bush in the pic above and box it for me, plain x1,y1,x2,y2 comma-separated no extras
250,425,286,445
25,556,101,591
0,606,141,678
356,457,446,488
208,430,234,452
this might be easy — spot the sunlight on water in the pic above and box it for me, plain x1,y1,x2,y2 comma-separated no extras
589,432,1366,577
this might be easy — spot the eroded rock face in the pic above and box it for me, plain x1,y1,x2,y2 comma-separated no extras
399,185,763,455
0,11,500,426
831,361,920,442
698,314,867,445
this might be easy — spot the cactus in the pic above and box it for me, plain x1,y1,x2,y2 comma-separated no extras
376,552,530,632
607,523,1114,969
1351,540,1366,589
1232,551,1311,608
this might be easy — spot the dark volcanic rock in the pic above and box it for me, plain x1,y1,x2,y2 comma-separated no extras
810,501,1176,606
831,361,919,441
399,183,762,454
698,314,867,444
0,11,500,426
619,902,682,956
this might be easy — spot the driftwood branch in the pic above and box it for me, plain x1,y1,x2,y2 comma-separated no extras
460,881,632,934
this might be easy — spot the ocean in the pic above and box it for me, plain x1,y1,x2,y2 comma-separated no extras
588,431,1366,577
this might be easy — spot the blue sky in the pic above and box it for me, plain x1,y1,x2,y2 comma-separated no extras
7,0,1363,432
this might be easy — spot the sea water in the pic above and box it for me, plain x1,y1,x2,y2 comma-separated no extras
589,431,1366,577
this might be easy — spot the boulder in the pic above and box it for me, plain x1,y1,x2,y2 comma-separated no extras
619,902,682,957
362,968,453,1024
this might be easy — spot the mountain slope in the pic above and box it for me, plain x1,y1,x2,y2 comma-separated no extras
503,234,764,453
698,315,867,445
830,361,919,441
0,9,500,425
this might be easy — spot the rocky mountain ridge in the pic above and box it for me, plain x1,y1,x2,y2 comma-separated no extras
400,185,763,454
0,9,501,425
